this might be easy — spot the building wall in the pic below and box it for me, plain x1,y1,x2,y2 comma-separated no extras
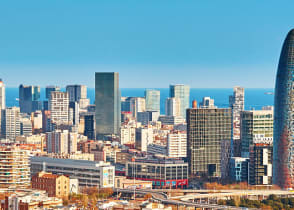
167,133,187,158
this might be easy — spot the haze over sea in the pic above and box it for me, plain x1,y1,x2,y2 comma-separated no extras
5,88,274,114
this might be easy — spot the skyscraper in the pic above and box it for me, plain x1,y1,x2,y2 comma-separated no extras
165,97,181,117
169,84,190,119
274,29,294,189
49,91,69,124
1,107,21,140
145,89,160,113
66,84,90,109
229,86,245,157
187,107,231,178
45,86,60,99
19,85,41,114
95,72,121,139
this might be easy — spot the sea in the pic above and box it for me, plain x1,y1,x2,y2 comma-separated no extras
5,88,274,114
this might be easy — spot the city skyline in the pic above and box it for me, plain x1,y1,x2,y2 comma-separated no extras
1,1,294,88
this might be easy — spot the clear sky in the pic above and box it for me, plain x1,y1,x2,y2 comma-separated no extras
0,0,293,88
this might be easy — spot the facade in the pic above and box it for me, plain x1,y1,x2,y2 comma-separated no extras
19,85,41,114
69,101,79,125
46,130,77,154
126,157,188,188
274,29,294,189
229,157,249,182
95,72,121,139
1,107,21,140
137,111,160,125
0,79,5,138
229,86,245,157
135,127,154,152
145,89,160,112
199,97,216,108
187,108,231,178
20,117,33,136
45,86,60,99
129,97,146,118
169,84,190,119
147,144,167,156
167,132,187,158
66,84,89,109
30,156,115,188
120,126,136,145
249,144,273,185
49,91,69,124
241,110,273,158
165,97,181,117
158,115,185,125
84,113,95,140
32,171,70,198
0,146,30,188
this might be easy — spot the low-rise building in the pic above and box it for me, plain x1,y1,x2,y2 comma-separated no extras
115,176,152,189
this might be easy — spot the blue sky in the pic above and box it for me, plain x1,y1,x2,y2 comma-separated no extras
0,0,293,88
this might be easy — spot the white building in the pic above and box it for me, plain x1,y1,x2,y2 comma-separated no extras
167,132,187,158
199,97,217,108
135,127,154,152
1,107,20,140
46,130,77,154
20,117,32,136
165,97,181,117
31,110,43,130
49,91,69,124
120,126,136,145
130,97,146,118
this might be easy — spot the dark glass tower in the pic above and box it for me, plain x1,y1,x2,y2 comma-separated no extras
19,85,41,114
95,72,121,139
274,29,294,189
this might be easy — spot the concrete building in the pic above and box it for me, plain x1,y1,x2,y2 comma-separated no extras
128,97,146,119
187,108,231,178
0,146,30,188
46,130,77,154
19,117,32,136
30,156,115,188
32,171,70,198
45,86,60,99
165,97,181,117
137,111,160,126
229,86,245,157
167,132,187,158
169,84,190,119
31,110,43,130
1,107,21,140
229,157,249,182
241,109,273,158
145,89,160,113
49,91,69,124
95,72,121,139
19,85,41,114
147,144,167,156
199,97,216,108
135,127,154,152
249,144,273,185
158,115,185,125
120,126,136,145
126,156,188,188
66,84,90,109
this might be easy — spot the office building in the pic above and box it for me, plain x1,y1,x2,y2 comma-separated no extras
274,29,294,189
20,117,32,136
46,130,77,154
1,107,21,140
69,101,79,126
0,146,30,188
31,110,43,130
128,97,146,118
30,156,115,188
45,86,60,99
165,97,181,117
241,109,273,158
126,156,188,188
145,89,160,112
49,91,69,124
167,132,187,158
135,127,154,152
158,115,185,125
32,172,70,198
66,84,89,109
249,144,273,185
84,113,95,140
199,97,216,108
169,84,190,119
229,157,249,182
229,86,245,157
187,108,231,178
147,144,167,156
137,111,160,125
95,72,121,139
19,85,41,114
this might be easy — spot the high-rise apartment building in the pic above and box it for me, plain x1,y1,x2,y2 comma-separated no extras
95,72,121,139
165,97,181,117
241,109,273,158
170,84,190,119
167,132,187,158
19,85,41,114
187,107,231,178
229,86,245,157
1,107,21,140
0,146,30,188
49,91,69,124
145,89,160,113
274,29,294,189
46,130,77,154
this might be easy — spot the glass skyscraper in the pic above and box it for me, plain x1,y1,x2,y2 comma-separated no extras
19,85,41,114
95,72,121,139
169,84,190,119
145,89,160,113
274,29,294,189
